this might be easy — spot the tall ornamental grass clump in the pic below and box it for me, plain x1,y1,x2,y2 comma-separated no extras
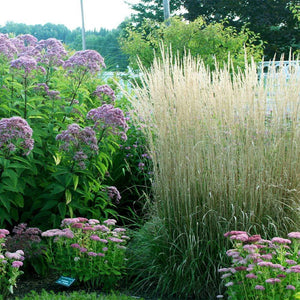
128,53,300,298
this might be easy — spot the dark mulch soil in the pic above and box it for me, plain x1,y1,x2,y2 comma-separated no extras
8,273,157,299
8,273,82,299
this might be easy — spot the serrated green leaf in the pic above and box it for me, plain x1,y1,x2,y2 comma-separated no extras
50,184,66,194
1,169,18,187
58,202,66,218
14,194,24,208
41,200,59,211
0,194,11,211
0,208,12,224
10,207,19,221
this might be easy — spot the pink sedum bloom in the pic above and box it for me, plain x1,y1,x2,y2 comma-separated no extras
12,260,23,268
287,232,300,239
271,237,291,244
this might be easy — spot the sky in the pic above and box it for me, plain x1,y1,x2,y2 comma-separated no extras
0,0,135,31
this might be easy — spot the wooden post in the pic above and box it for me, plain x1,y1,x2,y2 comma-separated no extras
163,0,170,25
80,0,86,50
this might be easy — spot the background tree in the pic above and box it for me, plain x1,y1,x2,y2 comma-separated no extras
182,0,300,59
120,17,264,70
129,0,182,25
129,0,300,59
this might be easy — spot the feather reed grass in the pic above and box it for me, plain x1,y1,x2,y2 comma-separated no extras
127,53,300,299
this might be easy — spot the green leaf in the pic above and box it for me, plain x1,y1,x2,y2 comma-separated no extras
65,189,72,205
41,200,59,211
14,194,24,208
58,202,66,218
0,194,11,211
10,207,19,221
0,208,12,225
73,175,79,191
50,184,66,194
1,169,18,187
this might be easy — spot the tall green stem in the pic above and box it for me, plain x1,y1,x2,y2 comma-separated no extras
24,76,28,119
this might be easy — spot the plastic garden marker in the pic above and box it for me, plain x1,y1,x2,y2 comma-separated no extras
56,276,75,287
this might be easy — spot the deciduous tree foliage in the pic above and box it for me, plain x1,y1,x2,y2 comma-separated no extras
129,0,300,59
120,17,264,70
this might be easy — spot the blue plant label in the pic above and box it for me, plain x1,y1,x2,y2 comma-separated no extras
56,276,75,287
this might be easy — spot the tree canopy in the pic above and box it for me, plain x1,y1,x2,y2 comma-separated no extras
120,17,264,70
129,0,300,59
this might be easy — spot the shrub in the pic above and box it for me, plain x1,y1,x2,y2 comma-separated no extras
219,231,300,299
0,33,129,228
42,217,129,290
5,223,47,276
120,16,264,71
0,228,24,298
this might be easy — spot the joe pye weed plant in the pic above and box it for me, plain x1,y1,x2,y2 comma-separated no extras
42,217,129,290
219,231,300,299
0,33,128,229
0,229,24,298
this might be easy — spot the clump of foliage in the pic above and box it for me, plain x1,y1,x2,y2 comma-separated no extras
42,217,128,290
219,231,300,299
120,16,264,70
0,33,128,229
127,53,299,298
5,223,47,276
0,228,24,298
14,289,143,300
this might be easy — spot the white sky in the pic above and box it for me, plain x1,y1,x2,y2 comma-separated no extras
0,0,135,31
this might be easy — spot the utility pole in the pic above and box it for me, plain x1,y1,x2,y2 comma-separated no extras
80,0,86,50
163,0,170,25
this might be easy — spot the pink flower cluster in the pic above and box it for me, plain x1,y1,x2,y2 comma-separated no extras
41,228,74,239
35,38,67,67
0,230,25,271
107,186,121,203
219,231,300,297
56,123,98,169
10,55,38,75
35,83,60,100
63,50,106,74
42,217,128,262
94,84,116,103
87,104,128,141
0,116,34,155
0,33,18,59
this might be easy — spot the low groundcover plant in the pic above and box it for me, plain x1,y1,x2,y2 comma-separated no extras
42,217,129,290
0,228,24,298
218,231,300,299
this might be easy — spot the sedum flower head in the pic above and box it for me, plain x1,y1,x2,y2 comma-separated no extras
271,237,291,244
255,285,265,290
287,232,300,239
11,260,23,268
